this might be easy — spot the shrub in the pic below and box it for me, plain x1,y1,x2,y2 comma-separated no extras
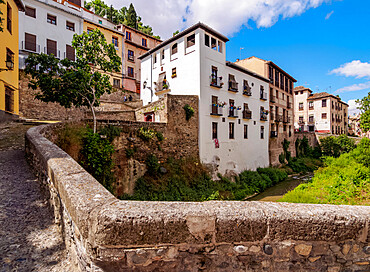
137,127,156,141
125,148,135,159
183,104,195,121
145,154,160,176
99,125,122,142
156,131,164,142
279,153,285,164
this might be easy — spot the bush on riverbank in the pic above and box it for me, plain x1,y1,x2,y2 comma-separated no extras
120,157,288,201
280,138,370,205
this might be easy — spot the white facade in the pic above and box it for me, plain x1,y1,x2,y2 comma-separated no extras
19,0,84,68
140,23,270,175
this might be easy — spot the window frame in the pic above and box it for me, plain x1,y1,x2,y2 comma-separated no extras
212,122,218,140
47,14,57,25
186,34,195,48
25,6,36,18
7,3,12,33
127,66,134,78
229,122,235,139
66,21,75,31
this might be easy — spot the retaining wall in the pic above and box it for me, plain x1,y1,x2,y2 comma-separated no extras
25,124,370,272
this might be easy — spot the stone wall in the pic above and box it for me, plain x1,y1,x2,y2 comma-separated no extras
25,125,370,271
135,96,168,123
19,71,85,121
294,132,320,148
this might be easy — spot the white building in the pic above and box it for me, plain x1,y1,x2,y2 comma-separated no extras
19,0,84,68
139,23,270,175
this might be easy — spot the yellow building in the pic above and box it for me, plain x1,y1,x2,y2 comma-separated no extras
0,0,24,121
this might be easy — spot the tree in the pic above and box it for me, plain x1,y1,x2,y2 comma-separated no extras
126,3,137,29
25,29,121,133
84,0,108,17
357,93,370,132
0,0,5,32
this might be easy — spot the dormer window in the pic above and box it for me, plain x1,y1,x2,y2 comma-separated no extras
186,34,195,48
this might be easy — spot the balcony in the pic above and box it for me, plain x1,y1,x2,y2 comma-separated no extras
271,131,278,138
287,102,292,109
299,107,304,111
298,119,305,124
154,79,170,95
260,112,268,121
270,95,276,103
210,75,223,88
210,104,223,116
275,114,283,122
228,108,238,118
308,118,315,124
260,92,268,100
309,105,314,110
243,86,252,96
228,81,238,92
242,110,252,119
283,116,290,123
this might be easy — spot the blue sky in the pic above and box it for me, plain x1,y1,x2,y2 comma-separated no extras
225,0,370,112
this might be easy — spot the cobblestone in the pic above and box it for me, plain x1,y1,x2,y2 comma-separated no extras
0,122,72,271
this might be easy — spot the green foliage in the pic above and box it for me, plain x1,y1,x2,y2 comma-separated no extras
55,124,88,161
125,148,135,159
281,138,370,205
183,104,195,121
126,3,137,28
137,127,156,141
99,125,122,142
25,29,121,133
173,30,180,36
80,128,115,193
288,157,321,173
356,92,370,132
145,154,160,176
156,131,164,142
279,153,285,164
320,135,356,157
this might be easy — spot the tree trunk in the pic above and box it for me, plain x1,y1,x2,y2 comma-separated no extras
90,105,97,133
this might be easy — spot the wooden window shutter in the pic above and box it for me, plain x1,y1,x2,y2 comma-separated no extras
47,39,57,56
25,33,36,52
66,45,75,61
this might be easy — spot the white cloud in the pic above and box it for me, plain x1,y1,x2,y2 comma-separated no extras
347,99,361,116
102,0,330,39
331,60,370,79
335,81,370,94
325,10,334,20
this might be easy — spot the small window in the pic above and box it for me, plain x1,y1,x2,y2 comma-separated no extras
46,39,57,56
153,53,157,64
128,50,134,61
25,33,36,52
299,102,303,110
211,37,217,50
127,67,134,78
276,90,278,99
112,36,118,47
87,28,93,34
309,101,314,109
47,14,56,25
218,41,222,53
322,113,327,119
98,20,102,24
244,125,248,139
66,45,75,61
172,68,176,78
229,122,235,139
211,95,218,115
171,43,178,55
6,48,14,70
261,126,264,139
212,122,218,139
25,6,36,18
126,31,131,40
7,3,12,33
161,50,165,60
205,34,210,47
322,99,327,107
66,21,75,31
113,78,120,88
142,38,147,47
186,34,195,48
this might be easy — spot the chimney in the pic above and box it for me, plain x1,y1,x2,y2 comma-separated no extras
236,59,240,62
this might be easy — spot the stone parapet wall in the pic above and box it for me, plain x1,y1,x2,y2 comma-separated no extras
26,124,370,271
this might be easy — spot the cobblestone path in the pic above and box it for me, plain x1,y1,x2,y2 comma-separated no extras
0,122,72,271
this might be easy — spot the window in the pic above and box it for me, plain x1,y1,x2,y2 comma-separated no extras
126,31,131,40
172,68,176,78
280,74,284,90
218,41,222,53
127,67,134,78
112,36,118,47
161,50,165,60
171,43,178,55
322,99,327,107
243,103,251,119
211,95,218,115
186,34,195,48
229,99,235,117
87,28,93,34
299,116,304,123
25,33,36,52
205,34,210,47
46,39,57,56
66,21,75,31
276,90,278,99
275,70,279,87
229,122,235,139
309,126,314,132
285,77,288,92
228,74,238,92
153,53,157,64
5,87,14,112
309,101,314,109
269,66,274,83
7,3,11,33
211,37,217,50
6,48,14,70
47,14,56,25
260,126,264,139
142,38,147,47
113,78,120,88
25,6,36,18
212,122,218,139
309,115,314,123
66,45,75,61
128,50,134,61
322,113,327,119
243,80,251,95
299,102,303,110
244,125,248,139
